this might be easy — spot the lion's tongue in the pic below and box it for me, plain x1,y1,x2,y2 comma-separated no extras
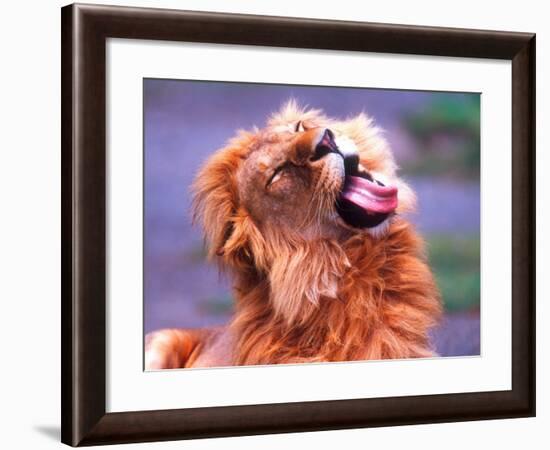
341,176,398,215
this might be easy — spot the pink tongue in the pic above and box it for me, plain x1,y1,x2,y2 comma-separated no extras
341,176,398,215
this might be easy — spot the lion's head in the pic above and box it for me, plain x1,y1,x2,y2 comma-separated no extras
193,101,416,323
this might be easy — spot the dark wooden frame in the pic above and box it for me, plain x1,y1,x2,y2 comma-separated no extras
61,3,536,446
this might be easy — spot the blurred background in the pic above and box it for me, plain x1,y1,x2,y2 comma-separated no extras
144,79,480,357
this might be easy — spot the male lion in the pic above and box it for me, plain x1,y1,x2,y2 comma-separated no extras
145,101,441,369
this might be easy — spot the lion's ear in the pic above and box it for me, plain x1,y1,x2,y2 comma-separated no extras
222,209,266,269
215,223,234,256
192,134,258,266
192,148,241,259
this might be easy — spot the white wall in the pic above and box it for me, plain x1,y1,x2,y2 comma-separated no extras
0,0,546,448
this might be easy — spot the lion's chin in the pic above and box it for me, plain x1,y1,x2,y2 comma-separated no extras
332,210,393,238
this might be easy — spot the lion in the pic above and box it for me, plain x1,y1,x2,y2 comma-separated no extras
145,100,442,369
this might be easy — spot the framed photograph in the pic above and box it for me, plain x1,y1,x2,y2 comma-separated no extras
61,3,535,446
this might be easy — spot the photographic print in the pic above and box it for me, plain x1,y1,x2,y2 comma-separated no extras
62,6,535,443
143,80,481,370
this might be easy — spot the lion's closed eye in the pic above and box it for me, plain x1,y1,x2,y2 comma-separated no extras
269,170,283,186
266,163,291,188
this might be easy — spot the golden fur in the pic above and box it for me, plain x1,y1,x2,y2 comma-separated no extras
145,101,441,369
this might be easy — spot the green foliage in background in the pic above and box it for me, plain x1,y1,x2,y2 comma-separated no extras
426,234,480,312
403,94,481,313
199,294,234,316
402,94,480,180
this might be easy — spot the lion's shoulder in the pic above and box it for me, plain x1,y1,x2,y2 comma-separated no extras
190,326,236,368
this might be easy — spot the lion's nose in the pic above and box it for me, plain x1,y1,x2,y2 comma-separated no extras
311,128,339,161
